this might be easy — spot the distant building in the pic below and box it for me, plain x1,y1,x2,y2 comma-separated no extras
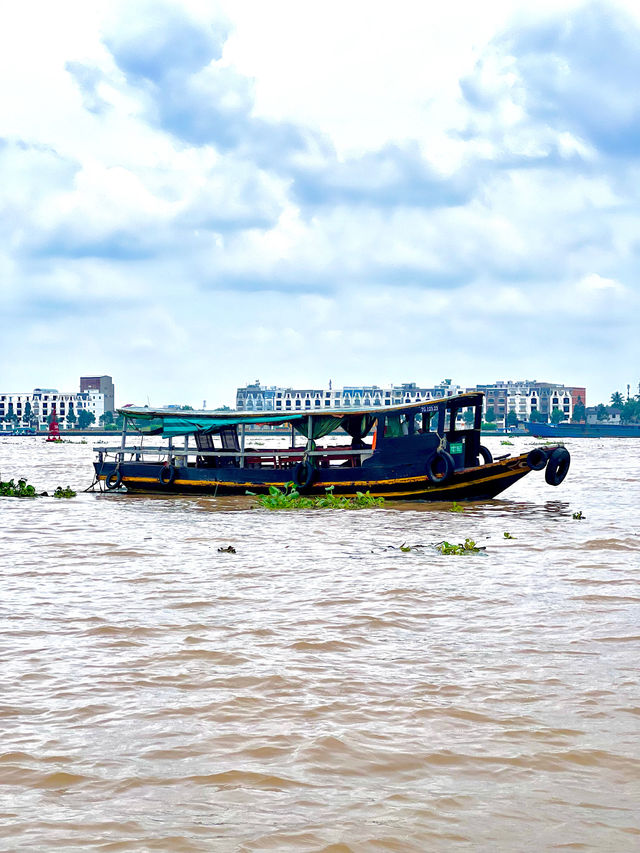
586,405,621,424
236,379,463,413
473,380,586,425
0,376,114,430
80,375,115,413
236,378,586,427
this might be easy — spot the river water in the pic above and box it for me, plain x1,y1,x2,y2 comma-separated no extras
1,436,639,852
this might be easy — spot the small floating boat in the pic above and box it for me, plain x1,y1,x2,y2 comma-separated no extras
94,393,570,500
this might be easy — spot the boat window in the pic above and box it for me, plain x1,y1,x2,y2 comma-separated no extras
419,411,440,432
385,413,414,437
405,412,416,434
458,406,476,429
384,414,404,437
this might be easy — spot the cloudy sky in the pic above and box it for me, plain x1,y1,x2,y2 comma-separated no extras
1,0,638,407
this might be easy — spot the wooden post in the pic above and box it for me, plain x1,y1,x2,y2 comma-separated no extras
177,434,188,468
474,401,482,430
120,416,128,462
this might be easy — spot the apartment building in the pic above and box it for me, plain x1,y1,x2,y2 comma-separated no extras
236,380,463,413
235,379,586,425
0,376,114,430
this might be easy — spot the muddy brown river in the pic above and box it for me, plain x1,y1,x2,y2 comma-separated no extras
0,436,638,851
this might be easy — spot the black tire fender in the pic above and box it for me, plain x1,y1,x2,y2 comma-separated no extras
158,464,176,485
545,447,571,486
526,447,548,471
293,460,315,490
105,470,123,490
477,445,493,465
426,449,455,484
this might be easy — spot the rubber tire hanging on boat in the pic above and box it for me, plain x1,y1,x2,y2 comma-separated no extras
105,470,123,490
158,464,176,485
476,445,493,465
293,460,315,491
426,449,455,484
526,447,548,471
544,447,570,486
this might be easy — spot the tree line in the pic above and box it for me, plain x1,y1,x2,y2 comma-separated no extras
600,391,640,423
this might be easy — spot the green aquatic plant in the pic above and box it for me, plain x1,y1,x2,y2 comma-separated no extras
503,532,516,539
247,482,384,510
572,510,585,520
0,478,37,497
500,440,514,445
436,538,485,555
449,501,464,513
53,486,77,499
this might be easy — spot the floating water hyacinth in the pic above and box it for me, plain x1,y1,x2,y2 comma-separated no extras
0,478,37,497
436,538,486,555
247,483,384,510
53,486,77,499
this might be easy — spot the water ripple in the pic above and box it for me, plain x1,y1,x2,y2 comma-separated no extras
0,437,639,850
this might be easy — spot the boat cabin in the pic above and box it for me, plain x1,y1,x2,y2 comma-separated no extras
109,392,485,474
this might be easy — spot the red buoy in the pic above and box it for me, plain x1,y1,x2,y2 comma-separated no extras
46,404,61,442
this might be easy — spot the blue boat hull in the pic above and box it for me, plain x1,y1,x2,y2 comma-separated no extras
523,421,640,438
95,452,539,501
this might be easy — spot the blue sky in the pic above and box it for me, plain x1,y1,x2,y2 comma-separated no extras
1,0,638,407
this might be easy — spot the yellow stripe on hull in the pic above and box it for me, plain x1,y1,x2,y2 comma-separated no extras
99,461,528,498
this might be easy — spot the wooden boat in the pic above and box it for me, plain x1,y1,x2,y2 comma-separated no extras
94,393,570,500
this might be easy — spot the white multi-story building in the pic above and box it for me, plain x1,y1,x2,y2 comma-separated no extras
235,378,586,426
236,380,463,413
0,386,107,430
475,380,586,425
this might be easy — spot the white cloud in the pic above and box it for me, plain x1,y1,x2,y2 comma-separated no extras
577,273,626,296
1,0,639,406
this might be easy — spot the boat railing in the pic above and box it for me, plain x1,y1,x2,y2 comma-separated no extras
94,446,372,465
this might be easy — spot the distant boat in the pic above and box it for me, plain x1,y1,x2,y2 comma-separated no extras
523,421,640,438
94,393,571,500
